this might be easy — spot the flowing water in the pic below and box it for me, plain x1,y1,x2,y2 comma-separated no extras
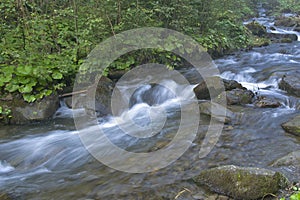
1,9,300,200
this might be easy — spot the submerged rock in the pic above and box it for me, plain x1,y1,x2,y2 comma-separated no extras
281,115,300,136
279,72,300,97
272,150,300,168
199,101,236,124
193,165,289,200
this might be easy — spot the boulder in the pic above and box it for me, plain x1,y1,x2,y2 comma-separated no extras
279,72,300,97
223,79,245,91
83,76,114,117
226,89,254,105
199,101,236,124
281,115,300,136
0,94,59,125
254,97,281,108
266,33,298,43
194,77,244,100
274,16,300,28
193,165,289,200
245,21,267,37
272,150,300,168
129,84,176,108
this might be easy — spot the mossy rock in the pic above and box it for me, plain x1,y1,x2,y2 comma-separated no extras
245,21,267,37
275,16,300,28
193,165,289,200
281,115,300,136
267,33,298,43
0,94,59,125
0,193,12,200
280,38,293,43
251,37,271,47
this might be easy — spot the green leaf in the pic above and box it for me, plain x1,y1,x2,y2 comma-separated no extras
17,77,31,84
5,83,19,92
16,66,32,76
18,84,33,93
52,71,63,79
23,94,36,103
290,192,300,200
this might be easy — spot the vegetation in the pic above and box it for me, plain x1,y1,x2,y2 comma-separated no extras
0,106,12,124
263,0,300,14
280,184,300,200
1,0,259,102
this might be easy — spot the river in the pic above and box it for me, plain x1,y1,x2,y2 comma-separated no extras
0,7,300,200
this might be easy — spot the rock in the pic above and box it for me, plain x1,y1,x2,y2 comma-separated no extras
193,165,289,200
279,72,300,97
245,21,267,37
107,69,128,81
199,101,236,124
64,96,73,108
254,97,281,108
129,84,176,108
274,16,300,28
194,77,221,100
266,33,298,43
251,37,271,47
295,26,300,32
0,95,59,125
280,38,293,43
223,79,245,91
84,76,114,117
272,150,300,168
194,77,244,100
0,193,11,200
281,115,300,136
226,89,254,105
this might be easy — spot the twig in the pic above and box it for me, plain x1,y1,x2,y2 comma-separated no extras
174,188,192,199
59,89,87,98
106,13,116,37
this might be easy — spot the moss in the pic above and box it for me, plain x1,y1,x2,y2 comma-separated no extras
245,21,267,37
250,37,271,47
0,193,12,200
193,165,289,200
280,38,293,43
